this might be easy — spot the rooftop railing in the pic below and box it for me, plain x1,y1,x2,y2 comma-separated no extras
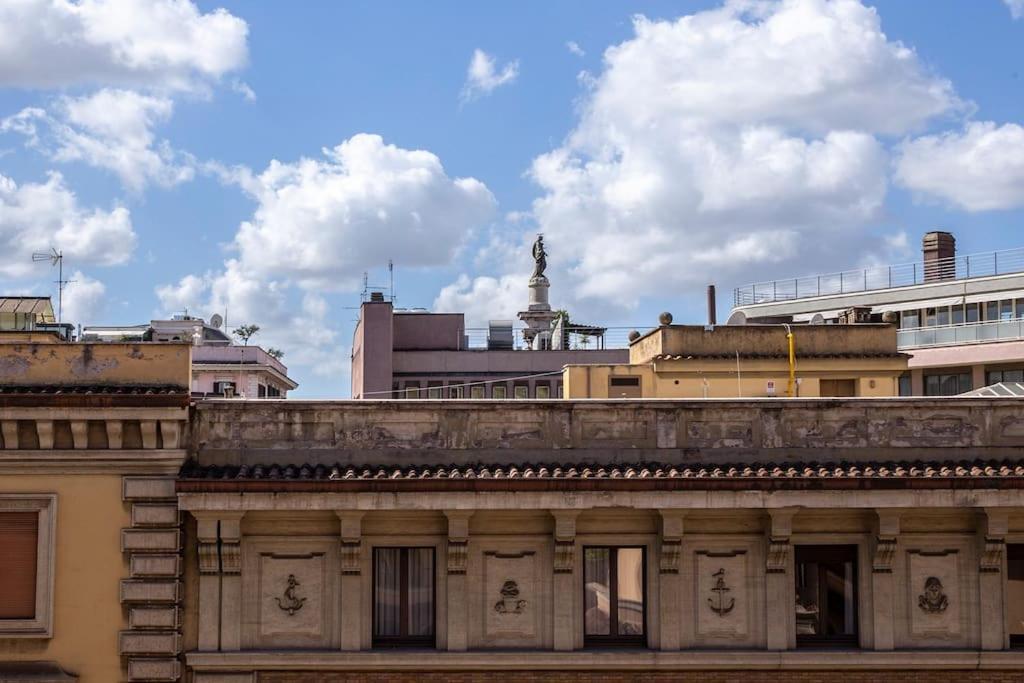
733,246,1024,307
461,326,640,351
897,317,1024,350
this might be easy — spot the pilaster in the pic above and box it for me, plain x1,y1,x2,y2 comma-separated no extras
765,508,797,651
658,510,685,651
872,509,900,651
980,507,1009,650
551,510,580,652
336,511,365,651
444,510,473,651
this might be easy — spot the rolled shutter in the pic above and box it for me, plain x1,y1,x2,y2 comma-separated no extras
0,511,38,619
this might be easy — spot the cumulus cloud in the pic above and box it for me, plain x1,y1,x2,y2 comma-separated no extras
220,133,495,289
461,49,519,102
160,134,496,380
447,0,965,313
0,172,135,278
61,271,107,324
895,121,1024,211
434,273,527,328
566,41,585,57
1006,0,1024,19
3,89,195,192
0,0,248,92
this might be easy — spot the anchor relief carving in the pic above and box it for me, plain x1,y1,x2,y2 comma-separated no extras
275,574,307,615
707,568,735,617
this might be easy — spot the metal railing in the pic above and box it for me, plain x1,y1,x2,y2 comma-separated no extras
461,326,640,350
897,317,1024,349
733,246,1024,307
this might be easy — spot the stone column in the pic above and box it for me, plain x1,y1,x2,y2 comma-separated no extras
218,513,244,651
195,515,221,651
444,510,473,651
658,511,684,651
980,508,1009,650
337,512,365,651
871,509,900,650
552,510,580,651
765,508,797,651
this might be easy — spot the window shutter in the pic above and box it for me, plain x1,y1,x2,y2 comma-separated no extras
0,512,38,619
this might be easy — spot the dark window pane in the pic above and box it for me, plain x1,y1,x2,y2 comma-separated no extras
898,373,912,396
987,301,999,321
374,548,401,637
584,548,610,635
951,306,964,325
966,304,980,323
1009,545,1024,646
795,546,858,645
374,547,434,645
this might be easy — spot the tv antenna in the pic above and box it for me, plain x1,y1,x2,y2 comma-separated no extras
32,248,73,324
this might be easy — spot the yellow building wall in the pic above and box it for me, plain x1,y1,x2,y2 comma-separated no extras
0,342,191,387
563,361,902,399
0,475,128,682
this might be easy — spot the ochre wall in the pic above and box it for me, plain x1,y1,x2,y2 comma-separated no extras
259,673,1024,683
0,342,191,387
0,475,128,682
564,360,902,398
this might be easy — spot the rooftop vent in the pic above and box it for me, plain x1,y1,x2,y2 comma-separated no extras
369,291,385,302
922,231,956,282
487,320,514,350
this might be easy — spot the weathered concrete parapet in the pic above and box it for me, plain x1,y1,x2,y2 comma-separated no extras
190,398,1024,467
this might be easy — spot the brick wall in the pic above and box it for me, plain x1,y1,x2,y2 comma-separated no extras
259,673,1024,683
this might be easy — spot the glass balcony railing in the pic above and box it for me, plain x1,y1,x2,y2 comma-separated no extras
897,317,1024,349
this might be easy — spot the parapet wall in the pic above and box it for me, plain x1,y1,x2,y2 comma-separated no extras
0,342,191,388
191,398,1024,466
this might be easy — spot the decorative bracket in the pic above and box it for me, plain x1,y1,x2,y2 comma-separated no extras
873,537,897,573
981,537,1005,573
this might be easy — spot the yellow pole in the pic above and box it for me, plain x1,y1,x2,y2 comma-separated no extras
784,324,795,397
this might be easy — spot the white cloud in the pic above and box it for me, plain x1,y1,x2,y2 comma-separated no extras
160,134,496,383
1005,0,1024,19
566,41,585,57
461,49,519,102
896,121,1024,211
3,89,195,192
224,133,495,289
433,273,527,328
61,271,107,324
0,0,248,92
230,79,257,101
0,172,135,278
444,0,963,315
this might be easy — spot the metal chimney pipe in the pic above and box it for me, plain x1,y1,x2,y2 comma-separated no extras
707,285,717,325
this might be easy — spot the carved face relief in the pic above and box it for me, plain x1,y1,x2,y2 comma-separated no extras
494,579,527,614
918,576,949,614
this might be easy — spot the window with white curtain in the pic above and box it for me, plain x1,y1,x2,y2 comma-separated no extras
373,547,435,646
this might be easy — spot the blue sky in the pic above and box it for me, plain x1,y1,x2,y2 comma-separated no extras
0,0,1022,397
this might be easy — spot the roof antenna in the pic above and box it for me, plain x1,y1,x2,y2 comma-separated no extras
32,248,73,324
389,259,394,303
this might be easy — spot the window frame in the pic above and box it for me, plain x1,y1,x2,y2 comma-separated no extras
1008,544,1024,648
0,495,56,638
582,545,647,647
371,546,437,648
794,544,859,647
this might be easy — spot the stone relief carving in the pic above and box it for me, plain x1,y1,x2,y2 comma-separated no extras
707,568,735,616
918,576,949,614
275,574,306,615
493,580,527,615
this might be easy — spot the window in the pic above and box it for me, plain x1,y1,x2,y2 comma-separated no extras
987,368,1024,385
924,307,937,327
966,303,980,323
1017,300,1024,320
936,306,950,326
469,386,485,399
951,305,964,325
1002,300,1014,321
426,384,443,399
213,380,236,396
819,379,856,397
900,309,920,329
898,373,912,397
513,385,529,399
449,385,465,399
535,385,551,399
491,385,507,399
373,547,435,647
0,496,55,637
1009,545,1024,647
404,383,420,399
986,301,999,322
609,376,642,398
583,547,645,646
257,384,267,398
795,545,858,646
924,372,972,396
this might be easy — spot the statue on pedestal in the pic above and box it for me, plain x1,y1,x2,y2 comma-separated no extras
531,234,547,280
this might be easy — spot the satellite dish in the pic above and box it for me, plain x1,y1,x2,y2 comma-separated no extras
810,313,825,325
209,314,223,329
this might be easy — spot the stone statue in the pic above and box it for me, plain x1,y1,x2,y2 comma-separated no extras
531,234,547,280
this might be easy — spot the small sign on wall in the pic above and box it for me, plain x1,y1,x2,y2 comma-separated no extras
766,380,776,396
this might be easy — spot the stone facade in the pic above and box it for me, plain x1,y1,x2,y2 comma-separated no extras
178,399,1024,682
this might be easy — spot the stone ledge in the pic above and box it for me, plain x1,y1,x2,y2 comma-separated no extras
0,450,185,474
0,662,77,681
125,657,181,682
184,650,1024,672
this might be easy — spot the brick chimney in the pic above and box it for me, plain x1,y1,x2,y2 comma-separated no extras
922,231,956,282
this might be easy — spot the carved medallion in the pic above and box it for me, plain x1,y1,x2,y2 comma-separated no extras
275,574,307,615
918,576,949,614
707,568,735,616
493,580,527,614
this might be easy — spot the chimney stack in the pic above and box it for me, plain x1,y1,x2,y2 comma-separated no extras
707,285,717,325
922,231,956,282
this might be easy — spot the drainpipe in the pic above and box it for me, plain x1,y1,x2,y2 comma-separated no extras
783,324,795,397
